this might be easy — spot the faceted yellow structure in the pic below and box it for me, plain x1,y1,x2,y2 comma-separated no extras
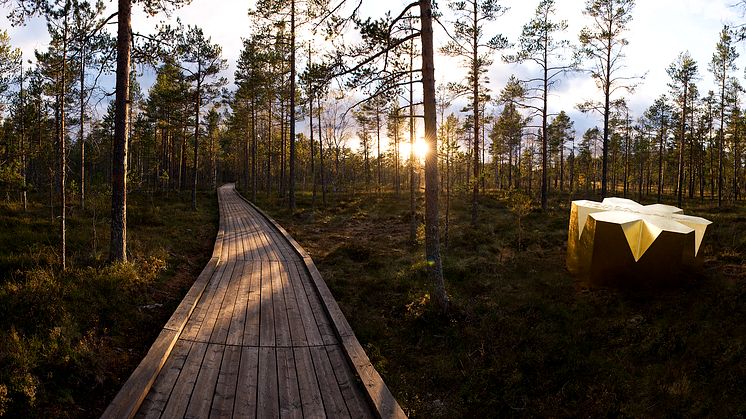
567,198,712,284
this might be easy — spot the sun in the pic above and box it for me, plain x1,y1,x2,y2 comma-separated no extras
400,139,429,162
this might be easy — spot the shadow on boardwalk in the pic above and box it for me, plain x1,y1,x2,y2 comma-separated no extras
103,184,405,418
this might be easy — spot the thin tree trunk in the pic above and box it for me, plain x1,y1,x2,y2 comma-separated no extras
80,45,85,210
20,57,27,211
288,0,296,210
60,4,68,270
409,33,416,244
420,0,448,313
318,96,326,205
192,61,201,211
470,0,479,225
110,0,131,262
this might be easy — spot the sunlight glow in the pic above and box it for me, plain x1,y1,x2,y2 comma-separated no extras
399,139,429,163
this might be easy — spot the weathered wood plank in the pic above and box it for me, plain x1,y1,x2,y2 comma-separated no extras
310,345,350,418
212,259,244,345
181,260,227,341
259,261,275,347
210,345,241,418
271,261,293,347
184,343,224,418
227,261,252,346
280,261,308,346
326,345,374,419
195,261,235,343
244,260,262,347
234,346,259,419
234,189,406,418
295,261,337,345
293,347,325,419
257,347,279,418
286,261,323,346
101,328,179,419
135,339,192,419
276,347,302,419
160,341,208,419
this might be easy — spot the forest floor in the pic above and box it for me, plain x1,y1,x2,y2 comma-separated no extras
0,190,217,418
255,189,745,418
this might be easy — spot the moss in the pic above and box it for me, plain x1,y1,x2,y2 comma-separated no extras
260,191,746,418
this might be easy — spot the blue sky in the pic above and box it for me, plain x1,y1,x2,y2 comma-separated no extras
3,0,746,147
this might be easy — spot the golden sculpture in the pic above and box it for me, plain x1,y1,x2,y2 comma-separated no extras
567,198,711,284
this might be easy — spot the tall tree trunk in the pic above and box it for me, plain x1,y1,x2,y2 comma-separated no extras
541,43,548,210
20,57,27,211
110,0,131,262
60,4,68,270
601,36,611,198
376,108,381,194
80,45,85,210
409,33,416,244
677,83,687,208
192,61,201,211
317,96,326,205
470,0,479,225
288,0,297,210
718,71,725,207
251,100,257,201
420,0,448,313
658,127,664,203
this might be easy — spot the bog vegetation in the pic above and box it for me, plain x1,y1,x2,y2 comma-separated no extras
0,0,744,416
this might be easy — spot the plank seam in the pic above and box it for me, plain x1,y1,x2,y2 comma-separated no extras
233,184,407,419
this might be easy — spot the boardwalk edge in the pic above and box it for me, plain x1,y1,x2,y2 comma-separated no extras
101,192,224,419
235,186,407,419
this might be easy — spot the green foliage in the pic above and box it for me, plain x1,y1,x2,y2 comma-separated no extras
259,191,746,418
0,190,217,417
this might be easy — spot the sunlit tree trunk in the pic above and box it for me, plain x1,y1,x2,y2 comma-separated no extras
110,0,131,262
420,0,448,312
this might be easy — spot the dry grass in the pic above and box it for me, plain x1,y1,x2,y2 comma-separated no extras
257,190,745,418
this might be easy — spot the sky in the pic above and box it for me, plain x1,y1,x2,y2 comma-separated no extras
3,0,746,148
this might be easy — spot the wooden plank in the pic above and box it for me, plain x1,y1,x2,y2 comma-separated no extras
326,345,374,419
271,261,293,347
257,347,279,418
234,346,259,419
280,261,308,346
310,346,350,418
342,335,407,419
135,339,192,419
259,261,275,347
234,204,247,261
294,261,337,345
210,345,241,418
227,261,252,346
286,261,323,346
180,263,222,341
184,343,224,418
195,261,235,343
276,347,302,419
233,189,405,419
160,341,208,419
101,328,179,419
243,260,262,347
164,257,218,332
212,259,244,345
294,347,325,419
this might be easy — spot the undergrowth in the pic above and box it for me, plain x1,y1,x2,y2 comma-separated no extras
258,190,745,418
0,190,217,418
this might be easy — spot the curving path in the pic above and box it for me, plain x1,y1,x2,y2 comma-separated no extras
103,184,405,419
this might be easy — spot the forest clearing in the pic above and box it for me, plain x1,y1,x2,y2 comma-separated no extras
1,0,745,417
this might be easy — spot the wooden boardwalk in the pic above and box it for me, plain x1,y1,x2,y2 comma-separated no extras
103,184,405,419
